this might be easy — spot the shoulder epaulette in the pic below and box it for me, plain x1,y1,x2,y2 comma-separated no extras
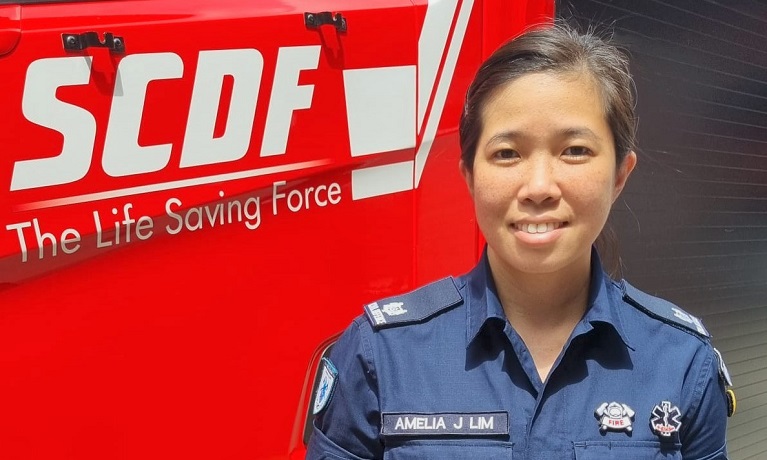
364,277,463,329
620,280,710,338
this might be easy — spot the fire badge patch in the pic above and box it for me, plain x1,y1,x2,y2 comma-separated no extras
650,401,682,437
595,402,635,433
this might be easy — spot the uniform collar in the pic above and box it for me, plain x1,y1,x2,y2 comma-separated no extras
581,249,635,350
465,250,507,347
465,247,634,350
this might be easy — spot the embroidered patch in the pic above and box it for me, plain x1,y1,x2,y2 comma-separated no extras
671,307,709,336
365,301,387,326
381,412,508,437
713,348,733,387
726,389,737,417
312,358,338,415
363,278,463,329
595,402,635,433
381,302,407,316
650,401,682,437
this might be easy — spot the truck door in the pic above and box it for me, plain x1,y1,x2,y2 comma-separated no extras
0,1,422,459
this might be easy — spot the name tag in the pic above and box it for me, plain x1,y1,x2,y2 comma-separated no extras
381,412,508,437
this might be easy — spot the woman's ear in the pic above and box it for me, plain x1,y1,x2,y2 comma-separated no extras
460,160,474,198
613,151,637,202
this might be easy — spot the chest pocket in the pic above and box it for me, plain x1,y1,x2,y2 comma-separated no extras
384,439,513,459
574,441,682,459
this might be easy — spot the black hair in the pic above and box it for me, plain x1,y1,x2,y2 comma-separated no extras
459,23,636,172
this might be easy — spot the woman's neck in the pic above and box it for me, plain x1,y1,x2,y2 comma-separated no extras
488,249,592,330
487,249,594,382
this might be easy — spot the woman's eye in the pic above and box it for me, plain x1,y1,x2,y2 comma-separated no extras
494,149,519,160
563,146,591,157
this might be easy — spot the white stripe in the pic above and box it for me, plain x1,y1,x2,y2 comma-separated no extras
351,161,414,200
15,159,330,211
415,0,474,187
417,0,459,132
343,66,416,157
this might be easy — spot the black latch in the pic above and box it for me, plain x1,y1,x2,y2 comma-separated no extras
62,32,125,53
304,12,347,33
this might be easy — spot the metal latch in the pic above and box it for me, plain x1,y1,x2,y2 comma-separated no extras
304,12,347,33
62,32,125,53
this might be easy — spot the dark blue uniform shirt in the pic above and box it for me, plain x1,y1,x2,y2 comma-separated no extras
308,252,729,459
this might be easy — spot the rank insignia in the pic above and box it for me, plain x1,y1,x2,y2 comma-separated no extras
382,302,407,316
595,402,635,433
650,401,682,437
312,358,338,415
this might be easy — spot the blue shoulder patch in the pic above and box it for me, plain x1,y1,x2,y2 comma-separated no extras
312,358,338,415
620,280,710,338
364,277,462,329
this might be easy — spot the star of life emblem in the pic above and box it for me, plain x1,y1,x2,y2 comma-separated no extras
312,358,338,415
381,302,407,316
595,402,635,433
650,401,682,437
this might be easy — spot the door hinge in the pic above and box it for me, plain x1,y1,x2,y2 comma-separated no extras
62,32,125,53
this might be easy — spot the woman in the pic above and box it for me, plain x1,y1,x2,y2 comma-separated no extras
307,24,731,459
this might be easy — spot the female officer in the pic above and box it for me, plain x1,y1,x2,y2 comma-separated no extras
307,24,730,459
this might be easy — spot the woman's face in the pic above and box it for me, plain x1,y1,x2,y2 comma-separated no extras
463,71,636,276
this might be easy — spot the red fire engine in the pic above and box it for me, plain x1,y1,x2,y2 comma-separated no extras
0,1,553,458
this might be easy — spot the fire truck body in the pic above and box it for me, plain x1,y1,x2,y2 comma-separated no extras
0,1,553,458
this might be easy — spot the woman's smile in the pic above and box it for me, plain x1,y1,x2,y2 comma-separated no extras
511,221,565,234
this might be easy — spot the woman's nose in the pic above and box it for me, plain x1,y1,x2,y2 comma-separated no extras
518,156,562,204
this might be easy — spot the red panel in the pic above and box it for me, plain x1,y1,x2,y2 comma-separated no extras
0,0,553,458
0,1,420,459
0,4,20,56
482,0,555,56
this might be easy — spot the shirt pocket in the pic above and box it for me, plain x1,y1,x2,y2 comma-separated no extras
384,439,513,460
574,441,682,460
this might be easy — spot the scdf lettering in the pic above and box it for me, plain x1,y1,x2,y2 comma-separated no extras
11,46,320,191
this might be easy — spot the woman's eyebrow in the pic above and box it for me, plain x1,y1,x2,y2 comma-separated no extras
557,127,603,143
485,127,604,147
485,131,522,146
